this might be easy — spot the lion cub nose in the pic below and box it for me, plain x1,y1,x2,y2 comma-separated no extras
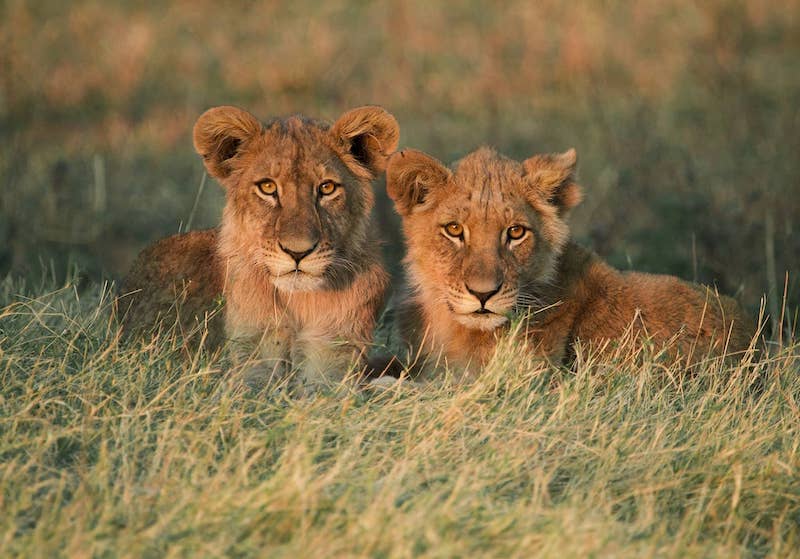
466,282,502,306
279,242,318,264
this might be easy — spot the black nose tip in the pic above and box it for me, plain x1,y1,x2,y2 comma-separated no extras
280,243,317,264
466,284,501,306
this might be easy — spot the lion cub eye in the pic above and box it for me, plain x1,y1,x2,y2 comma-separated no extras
444,222,464,238
507,225,527,240
318,180,338,196
254,179,278,198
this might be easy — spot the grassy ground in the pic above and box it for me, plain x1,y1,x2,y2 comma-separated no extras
1,279,798,557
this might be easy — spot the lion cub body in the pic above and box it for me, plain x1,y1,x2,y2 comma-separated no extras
386,147,753,373
119,229,224,347
120,106,398,390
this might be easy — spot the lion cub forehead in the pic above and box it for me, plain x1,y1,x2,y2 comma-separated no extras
261,117,333,156
446,147,528,210
453,147,526,195
247,118,345,180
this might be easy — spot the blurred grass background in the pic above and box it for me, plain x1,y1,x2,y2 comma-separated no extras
2,0,798,328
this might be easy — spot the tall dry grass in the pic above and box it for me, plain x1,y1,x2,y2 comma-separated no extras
1,279,798,557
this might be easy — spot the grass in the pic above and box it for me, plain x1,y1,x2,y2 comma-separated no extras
1,279,799,557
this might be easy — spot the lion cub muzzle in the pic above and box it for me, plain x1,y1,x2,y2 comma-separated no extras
456,256,509,324
464,259,504,309
272,207,327,290
451,269,510,331
277,216,321,266
276,193,322,254
279,242,319,265
465,283,502,310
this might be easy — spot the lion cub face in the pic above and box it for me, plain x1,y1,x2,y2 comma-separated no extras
193,105,399,292
387,147,581,331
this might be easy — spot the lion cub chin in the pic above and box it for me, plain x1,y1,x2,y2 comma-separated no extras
120,105,399,393
385,146,754,375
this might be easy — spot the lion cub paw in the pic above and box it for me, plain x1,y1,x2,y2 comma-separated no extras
366,375,419,391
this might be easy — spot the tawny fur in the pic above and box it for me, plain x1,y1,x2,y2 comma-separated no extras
118,229,225,349
119,105,399,390
386,147,754,375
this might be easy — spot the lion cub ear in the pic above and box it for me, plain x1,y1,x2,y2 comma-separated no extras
193,106,263,182
522,148,583,216
330,106,400,177
386,149,451,216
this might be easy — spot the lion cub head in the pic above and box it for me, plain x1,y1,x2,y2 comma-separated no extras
194,105,399,292
386,146,581,331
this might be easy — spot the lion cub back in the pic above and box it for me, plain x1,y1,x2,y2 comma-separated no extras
117,229,225,349
564,250,755,362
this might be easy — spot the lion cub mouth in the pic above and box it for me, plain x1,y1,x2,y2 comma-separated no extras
453,309,509,331
271,270,326,293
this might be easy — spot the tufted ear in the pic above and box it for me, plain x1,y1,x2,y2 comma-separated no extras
193,106,263,183
522,148,582,216
386,149,451,216
330,106,400,177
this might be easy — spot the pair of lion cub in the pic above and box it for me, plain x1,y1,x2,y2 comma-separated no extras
120,105,753,390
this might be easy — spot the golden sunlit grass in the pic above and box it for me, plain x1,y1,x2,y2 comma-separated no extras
1,280,798,557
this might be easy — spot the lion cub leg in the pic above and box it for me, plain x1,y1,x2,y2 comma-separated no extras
291,330,365,394
227,321,294,389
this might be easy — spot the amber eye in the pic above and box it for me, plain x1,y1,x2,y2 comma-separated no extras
444,222,464,238
507,225,526,240
255,179,277,197
318,180,338,196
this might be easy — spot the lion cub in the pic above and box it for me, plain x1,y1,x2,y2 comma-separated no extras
385,147,753,373
120,105,399,390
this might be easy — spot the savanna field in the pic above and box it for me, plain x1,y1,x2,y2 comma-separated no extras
2,1,800,557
